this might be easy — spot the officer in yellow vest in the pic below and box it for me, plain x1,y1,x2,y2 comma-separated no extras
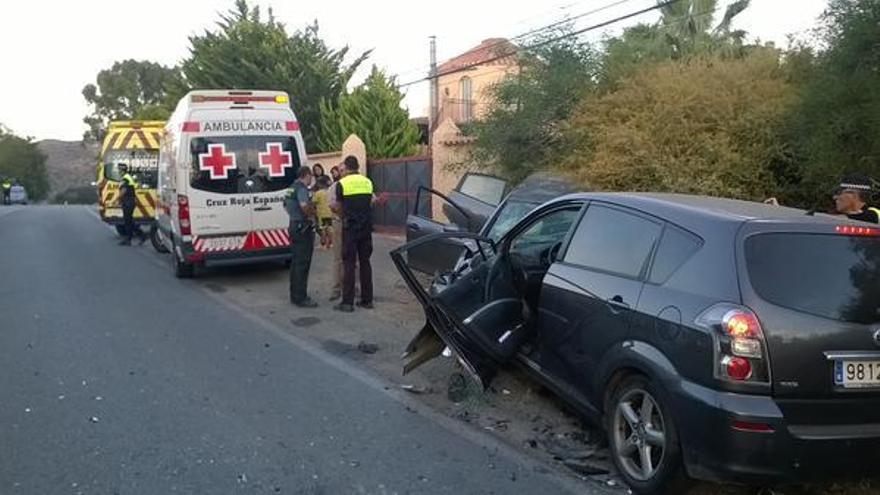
332,156,375,312
1,178,11,205
118,164,147,245
833,174,880,224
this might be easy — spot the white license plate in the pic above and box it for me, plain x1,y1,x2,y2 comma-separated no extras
834,360,880,388
202,236,243,250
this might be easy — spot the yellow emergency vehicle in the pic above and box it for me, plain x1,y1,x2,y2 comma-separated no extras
96,121,167,251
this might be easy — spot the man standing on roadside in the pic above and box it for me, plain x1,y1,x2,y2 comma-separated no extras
333,156,374,312
833,174,880,223
1,177,11,205
284,166,318,308
765,173,880,223
118,164,147,246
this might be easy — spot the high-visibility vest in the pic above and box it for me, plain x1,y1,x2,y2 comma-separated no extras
1,181,10,190
339,173,373,196
869,207,880,217
121,173,137,187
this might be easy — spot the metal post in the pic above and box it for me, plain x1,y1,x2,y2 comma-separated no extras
429,35,438,132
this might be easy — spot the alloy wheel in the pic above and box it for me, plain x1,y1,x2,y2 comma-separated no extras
612,387,667,482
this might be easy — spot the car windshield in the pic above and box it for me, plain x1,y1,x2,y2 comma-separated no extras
104,149,159,187
485,200,538,242
189,135,300,194
746,233,880,324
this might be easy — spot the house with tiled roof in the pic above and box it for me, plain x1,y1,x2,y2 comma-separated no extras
429,38,519,210
436,38,518,125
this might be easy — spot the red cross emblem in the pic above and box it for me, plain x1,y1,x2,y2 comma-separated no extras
259,142,293,177
198,143,236,180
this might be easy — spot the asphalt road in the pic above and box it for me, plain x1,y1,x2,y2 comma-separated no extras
0,206,587,495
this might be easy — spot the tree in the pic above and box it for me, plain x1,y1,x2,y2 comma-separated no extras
784,0,880,209
0,129,50,201
601,24,677,89
601,0,751,87
181,0,369,152
82,60,182,141
658,0,751,54
562,49,795,201
470,32,600,182
318,67,420,159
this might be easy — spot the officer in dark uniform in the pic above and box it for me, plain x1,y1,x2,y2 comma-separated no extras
834,174,880,223
333,156,375,313
284,165,318,308
118,164,147,246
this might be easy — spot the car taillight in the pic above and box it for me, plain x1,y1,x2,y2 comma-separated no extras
696,304,770,385
836,225,880,236
178,194,191,236
723,356,752,380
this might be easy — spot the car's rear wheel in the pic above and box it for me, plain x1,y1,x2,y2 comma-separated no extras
607,375,690,495
170,235,194,279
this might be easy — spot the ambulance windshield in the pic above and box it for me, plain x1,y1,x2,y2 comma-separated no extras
104,149,159,187
189,136,300,194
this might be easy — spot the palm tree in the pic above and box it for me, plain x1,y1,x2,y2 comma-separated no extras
657,0,751,55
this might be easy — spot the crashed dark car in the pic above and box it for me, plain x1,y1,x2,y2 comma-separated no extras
406,172,576,274
391,192,880,494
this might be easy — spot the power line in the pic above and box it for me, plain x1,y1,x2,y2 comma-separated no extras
510,0,640,43
397,0,682,89
424,3,726,88
390,0,644,86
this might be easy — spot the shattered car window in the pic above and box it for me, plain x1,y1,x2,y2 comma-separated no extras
486,201,538,242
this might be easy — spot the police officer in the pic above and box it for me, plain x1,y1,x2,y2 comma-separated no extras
333,156,375,313
833,174,880,223
284,165,318,308
118,164,147,246
1,178,11,205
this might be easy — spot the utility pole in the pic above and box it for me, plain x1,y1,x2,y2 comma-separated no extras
429,36,438,132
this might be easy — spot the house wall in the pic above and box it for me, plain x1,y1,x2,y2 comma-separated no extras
437,64,515,124
430,119,480,221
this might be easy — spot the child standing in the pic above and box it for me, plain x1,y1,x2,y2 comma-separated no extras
313,175,334,249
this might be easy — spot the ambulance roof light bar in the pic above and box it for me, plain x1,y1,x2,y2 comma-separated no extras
190,92,289,105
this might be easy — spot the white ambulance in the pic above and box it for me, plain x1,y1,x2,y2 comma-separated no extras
156,90,307,278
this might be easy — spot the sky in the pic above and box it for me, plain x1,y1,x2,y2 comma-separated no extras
0,0,828,141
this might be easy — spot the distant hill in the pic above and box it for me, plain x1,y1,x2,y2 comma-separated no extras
36,139,98,202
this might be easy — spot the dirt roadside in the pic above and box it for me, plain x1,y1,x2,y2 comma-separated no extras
189,232,876,495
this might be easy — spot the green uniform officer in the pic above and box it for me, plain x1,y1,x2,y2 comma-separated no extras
284,166,318,308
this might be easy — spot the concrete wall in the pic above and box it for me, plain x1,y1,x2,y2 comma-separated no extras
430,118,490,221
307,134,367,177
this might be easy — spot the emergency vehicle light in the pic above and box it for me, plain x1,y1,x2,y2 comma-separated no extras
190,94,288,104
182,122,200,133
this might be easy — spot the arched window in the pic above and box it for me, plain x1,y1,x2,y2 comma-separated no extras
460,76,473,122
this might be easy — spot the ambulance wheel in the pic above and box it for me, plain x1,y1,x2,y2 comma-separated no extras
171,237,194,279
115,225,127,236
150,225,170,254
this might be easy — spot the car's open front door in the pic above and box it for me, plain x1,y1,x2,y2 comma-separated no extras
405,187,475,274
391,232,529,389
